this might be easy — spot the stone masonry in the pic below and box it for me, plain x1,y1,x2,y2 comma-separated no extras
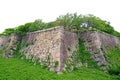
0,34,18,58
0,26,120,72
21,26,78,72
80,31,120,70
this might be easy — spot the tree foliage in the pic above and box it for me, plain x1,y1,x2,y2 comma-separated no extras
55,13,120,37
0,13,120,37
0,28,15,36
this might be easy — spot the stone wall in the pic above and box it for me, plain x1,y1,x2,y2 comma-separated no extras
80,31,120,70
0,34,18,57
20,27,78,72
1,26,120,72
60,30,78,71
0,36,8,51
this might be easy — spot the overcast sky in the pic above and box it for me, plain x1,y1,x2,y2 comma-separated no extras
0,0,120,33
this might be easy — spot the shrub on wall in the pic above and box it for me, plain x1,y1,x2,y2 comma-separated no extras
105,48,120,76
0,13,120,37
65,38,99,72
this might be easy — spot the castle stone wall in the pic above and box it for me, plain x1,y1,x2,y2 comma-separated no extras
21,27,78,72
1,27,120,72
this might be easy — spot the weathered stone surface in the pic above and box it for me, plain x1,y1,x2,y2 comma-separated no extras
0,34,18,58
20,27,78,72
1,26,120,72
0,36,10,50
80,31,120,70
60,30,78,71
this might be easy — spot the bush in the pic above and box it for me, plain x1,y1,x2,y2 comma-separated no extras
1,13,120,38
108,66,120,75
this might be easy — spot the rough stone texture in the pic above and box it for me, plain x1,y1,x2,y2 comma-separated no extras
20,27,78,72
1,27,120,71
0,36,10,50
80,31,120,70
60,30,78,71
21,27,62,71
0,34,18,58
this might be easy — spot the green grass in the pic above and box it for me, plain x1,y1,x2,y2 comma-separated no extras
0,56,116,80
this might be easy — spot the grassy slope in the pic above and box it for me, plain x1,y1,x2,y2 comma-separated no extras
0,56,115,80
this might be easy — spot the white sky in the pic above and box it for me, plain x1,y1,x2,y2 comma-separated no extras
0,0,120,33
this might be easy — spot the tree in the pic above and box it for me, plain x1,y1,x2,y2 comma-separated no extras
3,28,15,36
0,13,119,37
15,25,29,35
27,19,47,32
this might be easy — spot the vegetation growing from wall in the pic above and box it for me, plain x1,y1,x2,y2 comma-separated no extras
0,13,120,79
54,61,59,68
66,39,98,71
0,46,7,56
104,48,120,77
77,39,99,68
0,13,120,37
12,37,51,70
